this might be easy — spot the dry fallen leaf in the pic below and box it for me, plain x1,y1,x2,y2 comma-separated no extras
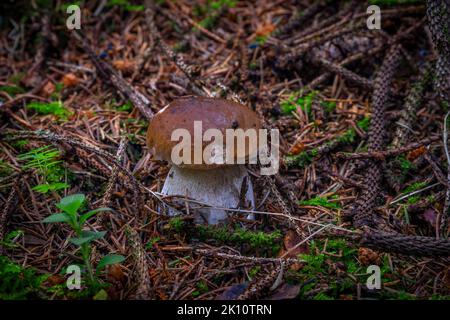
41,81,55,96
62,73,79,87
358,247,381,266
288,141,306,155
281,229,308,258
113,60,135,74
83,110,96,119
255,23,275,36
45,274,65,286
407,145,426,161
288,262,303,272
125,34,137,42
107,264,126,283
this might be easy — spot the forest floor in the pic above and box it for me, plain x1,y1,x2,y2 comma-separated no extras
0,0,449,300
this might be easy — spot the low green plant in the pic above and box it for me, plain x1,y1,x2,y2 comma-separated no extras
292,239,409,299
356,117,371,131
193,0,236,30
401,181,427,194
394,181,426,209
196,225,282,254
280,92,342,119
0,73,25,97
107,0,144,11
0,230,24,249
291,239,361,299
406,195,420,205
336,117,371,144
280,91,316,118
314,292,334,300
116,101,133,112
43,194,125,287
168,217,185,233
285,117,370,168
255,35,268,45
122,117,149,136
18,145,70,194
248,266,261,279
145,236,161,249
322,100,337,113
26,101,71,119
234,228,281,252
426,194,436,203
0,84,25,96
168,255,191,268
0,256,50,300
249,62,258,70
285,148,318,167
192,280,209,297
10,139,29,150
52,83,64,101
393,155,415,174
299,195,342,210
19,145,63,175
0,159,13,178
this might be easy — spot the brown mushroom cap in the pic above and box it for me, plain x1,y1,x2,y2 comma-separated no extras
146,96,261,169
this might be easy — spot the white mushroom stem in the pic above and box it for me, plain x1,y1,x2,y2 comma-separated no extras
161,165,255,224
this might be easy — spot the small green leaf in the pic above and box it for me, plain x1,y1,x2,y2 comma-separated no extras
70,236,93,246
97,254,125,271
56,194,85,216
81,230,106,241
93,289,108,300
0,85,25,96
43,213,71,223
26,101,71,119
0,230,24,248
69,231,106,246
79,207,112,224
32,182,69,194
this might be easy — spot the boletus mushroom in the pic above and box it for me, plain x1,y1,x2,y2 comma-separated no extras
147,96,261,224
